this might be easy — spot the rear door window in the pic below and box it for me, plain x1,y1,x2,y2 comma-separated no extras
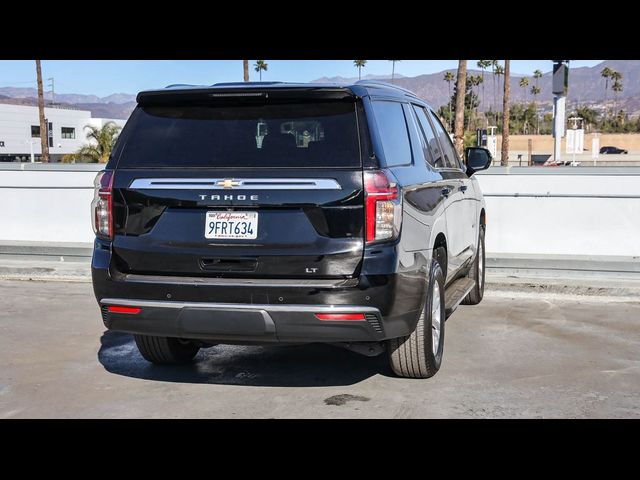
115,101,361,168
371,101,412,167
411,105,441,167
428,110,462,170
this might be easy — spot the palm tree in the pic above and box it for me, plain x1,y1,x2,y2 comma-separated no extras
453,60,467,157
35,60,49,162
530,85,541,134
611,73,623,120
65,122,122,163
490,60,498,121
443,71,455,131
389,60,401,83
501,60,511,166
519,77,530,133
353,60,367,80
519,77,529,105
533,69,542,89
601,66,613,120
468,75,483,128
243,60,249,82
477,60,492,120
494,63,505,125
254,60,268,81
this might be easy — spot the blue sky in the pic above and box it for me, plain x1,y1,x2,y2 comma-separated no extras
0,60,603,97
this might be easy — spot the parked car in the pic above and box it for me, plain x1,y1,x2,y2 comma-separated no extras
600,146,628,154
91,81,490,378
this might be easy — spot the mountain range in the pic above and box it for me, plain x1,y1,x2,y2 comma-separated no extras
1,61,639,119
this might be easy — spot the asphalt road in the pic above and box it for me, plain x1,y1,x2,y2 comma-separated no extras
0,279,638,418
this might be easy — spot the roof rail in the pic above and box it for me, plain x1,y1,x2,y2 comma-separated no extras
355,80,418,97
213,81,285,87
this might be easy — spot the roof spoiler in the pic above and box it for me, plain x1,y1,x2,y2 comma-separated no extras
137,86,357,105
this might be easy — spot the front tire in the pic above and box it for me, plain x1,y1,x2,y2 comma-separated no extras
463,224,485,305
134,334,200,364
387,258,445,379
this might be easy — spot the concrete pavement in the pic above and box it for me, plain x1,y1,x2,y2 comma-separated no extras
0,279,638,418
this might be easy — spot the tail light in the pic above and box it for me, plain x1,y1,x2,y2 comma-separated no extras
364,170,401,243
315,313,366,321
91,170,114,239
107,305,141,314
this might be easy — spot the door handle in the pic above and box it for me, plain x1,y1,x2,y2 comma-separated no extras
441,187,451,198
459,185,468,193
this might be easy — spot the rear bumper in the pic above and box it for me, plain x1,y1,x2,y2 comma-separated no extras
100,298,384,343
92,238,431,343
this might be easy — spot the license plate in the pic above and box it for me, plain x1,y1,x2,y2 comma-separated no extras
205,211,258,239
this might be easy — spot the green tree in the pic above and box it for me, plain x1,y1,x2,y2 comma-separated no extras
443,71,455,131
64,122,122,163
574,106,598,133
254,60,268,81
389,60,401,83
445,73,479,132
353,60,367,80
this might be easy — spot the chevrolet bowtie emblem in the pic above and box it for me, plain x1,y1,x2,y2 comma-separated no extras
217,179,241,189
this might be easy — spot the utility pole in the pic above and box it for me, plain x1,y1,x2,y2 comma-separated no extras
35,60,50,163
47,77,55,104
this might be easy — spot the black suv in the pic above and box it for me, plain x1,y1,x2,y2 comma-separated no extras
91,81,491,378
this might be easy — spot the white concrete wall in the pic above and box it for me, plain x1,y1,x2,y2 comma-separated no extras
0,165,639,258
475,167,640,257
0,165,101,243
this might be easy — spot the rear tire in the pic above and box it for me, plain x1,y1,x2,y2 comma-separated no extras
134,334,200,364
387,257,445,378
462,224,485,305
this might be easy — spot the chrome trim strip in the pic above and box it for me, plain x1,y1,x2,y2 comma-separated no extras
129,178,342,190
101,298,380,314
115,273,359,289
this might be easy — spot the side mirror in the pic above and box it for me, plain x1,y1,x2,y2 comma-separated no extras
465,147,492,176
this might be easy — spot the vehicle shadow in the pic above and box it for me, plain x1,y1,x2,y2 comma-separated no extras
98,331,392,387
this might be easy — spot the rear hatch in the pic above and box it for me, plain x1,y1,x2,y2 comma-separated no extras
110,87,367,279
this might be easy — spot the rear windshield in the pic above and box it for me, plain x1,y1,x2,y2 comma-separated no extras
115,100,361,168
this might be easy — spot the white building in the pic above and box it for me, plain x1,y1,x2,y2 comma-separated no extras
0,103,127,162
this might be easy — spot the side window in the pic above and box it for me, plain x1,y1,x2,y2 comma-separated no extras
372,101,412,167
402,103,428,166
428,110,461,169
412,105,441,168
